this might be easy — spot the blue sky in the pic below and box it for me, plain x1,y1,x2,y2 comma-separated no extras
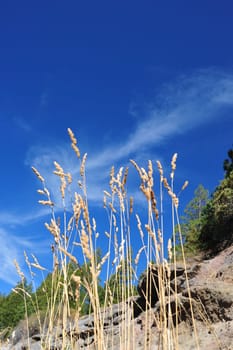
0,1,233,294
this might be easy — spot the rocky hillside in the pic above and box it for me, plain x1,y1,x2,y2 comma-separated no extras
2,245,233,350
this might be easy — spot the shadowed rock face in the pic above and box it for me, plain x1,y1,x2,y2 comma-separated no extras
3,245,233,350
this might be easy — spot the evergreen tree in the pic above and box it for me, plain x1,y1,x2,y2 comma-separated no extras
106,251,136,304
175,184,209,254
223,147,233,178
68,248,105,315
0,280,33,332
199,147,233,252
200,170,233,251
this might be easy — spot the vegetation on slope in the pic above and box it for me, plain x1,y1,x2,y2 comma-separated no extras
175,146,233,255
0,130,232,349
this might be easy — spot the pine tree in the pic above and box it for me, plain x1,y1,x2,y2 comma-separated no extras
199,147,233,252
106,249,136,304
223,147,233,178
200,171,233,251
0,281,33,332
175,184,209,254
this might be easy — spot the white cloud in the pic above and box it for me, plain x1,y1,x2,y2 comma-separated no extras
26,68,233,204
0,228,39,286
88,69,233,169
0,207,50,227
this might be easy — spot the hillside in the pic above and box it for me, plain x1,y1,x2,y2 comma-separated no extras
2,244,233,349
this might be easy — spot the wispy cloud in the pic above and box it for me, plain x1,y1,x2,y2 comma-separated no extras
0,228,46,286
2,68,231,290
26,68,233,203
0,207,52,288
0,207,50,227
88,69,233,169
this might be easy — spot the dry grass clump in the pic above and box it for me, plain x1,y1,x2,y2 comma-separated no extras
11,128,204,349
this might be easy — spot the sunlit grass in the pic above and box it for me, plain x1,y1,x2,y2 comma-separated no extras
9,128,202,350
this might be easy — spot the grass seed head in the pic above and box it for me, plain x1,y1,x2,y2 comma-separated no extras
67,128,77,144
31,166,45,182
167,238,172,261
181,180,189,191
156,160,164,181
68,128,80,157
38,200,54,206
80,153,87,177
129,196,133,214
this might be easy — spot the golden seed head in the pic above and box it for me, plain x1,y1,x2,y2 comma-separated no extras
110,165,115,177
31,254,40,265
181,180,189,191
81,229,91,260
156,160,164,181
105,231,110,238
60,177,67,199
173,196,179,208
167,238,172,261
103,195,107,208
45,219,60,243
80,153,87,177
54,161,64,174
67,128,77,145
122,167,129,187
67,216,74,231
83,205,91,234
31,263,46,271
163,177,170,190
135,246,146,265
109,202,117,213
37,189,45,195
130,159,142,177
58,246,78,264
116,167,123,183
171,153,178,170
91,216,96,229
97,252,110,270
71,143,80,159
141,167,149,182
129,196,133,214
44,188,50,197
113,214,117,227
148,160,153,178
71,274,81,284
67,172,72,184
38,200,54,206
14,260,25,281
31,166,45,182
103,190,111,197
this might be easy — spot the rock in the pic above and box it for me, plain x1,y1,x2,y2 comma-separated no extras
135,263,187,314
182,285,233,323
5,245,233,349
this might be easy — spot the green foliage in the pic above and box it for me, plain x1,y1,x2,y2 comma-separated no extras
34,255,104,317
0,280,33,333
0,250,107,333
68,261,94,315
223,147,233,178
175,184,209,255
177,147,233,254
200,171,233,251
106,254,137,304
35,270,63,311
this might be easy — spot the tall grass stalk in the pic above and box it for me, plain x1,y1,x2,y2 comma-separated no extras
11,129,203,349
